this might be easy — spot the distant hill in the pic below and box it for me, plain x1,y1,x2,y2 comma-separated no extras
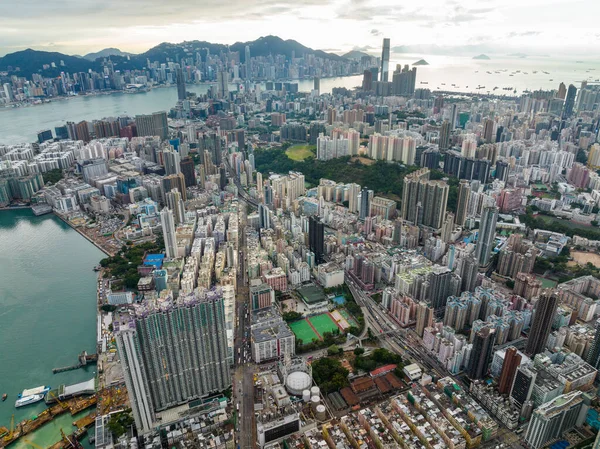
82,48,132,61
0,35,344,78
473,54,491,60
342,50,371,60
412,59,429,66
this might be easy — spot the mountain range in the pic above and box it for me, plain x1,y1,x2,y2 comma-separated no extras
0,35,344,79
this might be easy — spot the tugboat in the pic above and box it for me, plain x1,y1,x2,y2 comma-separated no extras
2,393,7,401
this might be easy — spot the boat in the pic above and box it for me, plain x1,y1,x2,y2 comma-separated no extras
2,393,7,401
15,394,44,408
93,265,101,272
18,386,51,398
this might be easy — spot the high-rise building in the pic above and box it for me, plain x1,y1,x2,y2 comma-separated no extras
428,267,461,311
114,322,155,434
563,84,577,119
163,148,181,176
415,302,434,337
175,66,186,101
557,82,567,99
258,203,270,230
475,205,498,267
115,289,231,433
160,208,177,259
498,347,522,394
439,120,451,150
526,291,559,356
136,112,168,140
524,391,586,449
309,216,325,264
245,45,252,80
401,168,449,230
180,157,196,188
37,129,53,144
76,121,91,142
467,327,495,379
585,318,600,369
359,186,373,221
162,173,186,201
217,70,229,99
380,38,390,82
313,76,320,95
362,70,373,91
165,188,186,225
455,180,471,227
483,119,495,143
495,160,509,183
457,254,478,293
510,363,537,407
348,183,361,214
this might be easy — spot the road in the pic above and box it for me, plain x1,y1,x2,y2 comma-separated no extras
232,205,257,449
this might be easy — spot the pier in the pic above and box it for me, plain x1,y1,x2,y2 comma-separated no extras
52,351,98,374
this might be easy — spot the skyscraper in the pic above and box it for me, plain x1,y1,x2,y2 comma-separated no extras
217,70,229,99
245,45,251,80
348,183,361,214
175,66,186,101
439,120,451,150
258,204,270,230
362,70,373,91
180,157,196,188
428,267,461,311
115,289,231,433
457,254,478,293
526,291,559,356
309,216,325,264
160,208,177,259
380,38,390,82
162,173,187,201
563,84,577,118
475,205,498,267
313,76,320,95
136,111,168,140
401,168,449,230
166,188,186,225
467,327,495,379
163,148,181,176
524,391,586,449
498,347,522,394
483,119,495,143
585,318,600,369
415,302,434,337
359,186,372,221
455,180,471,227
510,363,536,407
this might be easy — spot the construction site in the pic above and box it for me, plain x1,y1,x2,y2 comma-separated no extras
0,384,127,448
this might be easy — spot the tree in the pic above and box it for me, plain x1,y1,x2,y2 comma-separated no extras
107,411,134,438
283,311,303,322
505,279,515,289
592,221,599,227
354,347,365,356
327,345,341,356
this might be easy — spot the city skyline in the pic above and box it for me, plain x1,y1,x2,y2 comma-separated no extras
1,0,598,57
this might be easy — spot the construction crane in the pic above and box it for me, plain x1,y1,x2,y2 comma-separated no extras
60,428,83,449
23,439,44,449
48,390,68,410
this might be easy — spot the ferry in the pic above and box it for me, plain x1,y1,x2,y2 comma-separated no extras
15,394,44,408
2,393,7,401
18,386,51,398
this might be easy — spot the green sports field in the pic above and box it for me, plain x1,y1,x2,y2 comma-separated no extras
285,144,316,161
289,319,319,343
309,313,340,336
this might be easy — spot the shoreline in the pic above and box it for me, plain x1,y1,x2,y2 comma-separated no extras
52,211,115,257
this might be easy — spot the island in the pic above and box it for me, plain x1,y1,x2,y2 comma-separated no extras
473,54,491,60
412,59,429,66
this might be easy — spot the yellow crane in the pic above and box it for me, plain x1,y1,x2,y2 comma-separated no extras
23,439,44,449
48,390,68,410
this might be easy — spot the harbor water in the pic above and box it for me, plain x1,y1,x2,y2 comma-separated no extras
0,209,102,447
1,54,598,145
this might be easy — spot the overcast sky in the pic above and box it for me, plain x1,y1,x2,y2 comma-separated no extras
0,0,598,57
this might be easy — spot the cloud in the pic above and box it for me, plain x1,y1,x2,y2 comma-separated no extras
507,31,541,38
353,45,375,51
370,29,382,36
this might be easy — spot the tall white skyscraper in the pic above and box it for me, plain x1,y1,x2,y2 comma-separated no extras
163,148,181,175
245,45,252,80
166,188,186,225
115,322,155,434
217,71,229,98
380,38,390,82
161,207,177,259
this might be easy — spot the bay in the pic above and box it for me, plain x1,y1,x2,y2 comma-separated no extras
1,55,598,145
0,209,103,447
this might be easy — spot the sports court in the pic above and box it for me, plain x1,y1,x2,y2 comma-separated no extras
289,319,319,343
309,313,340,336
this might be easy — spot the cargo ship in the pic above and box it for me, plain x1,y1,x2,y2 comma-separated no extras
18,386,51,398
15,394,45,408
